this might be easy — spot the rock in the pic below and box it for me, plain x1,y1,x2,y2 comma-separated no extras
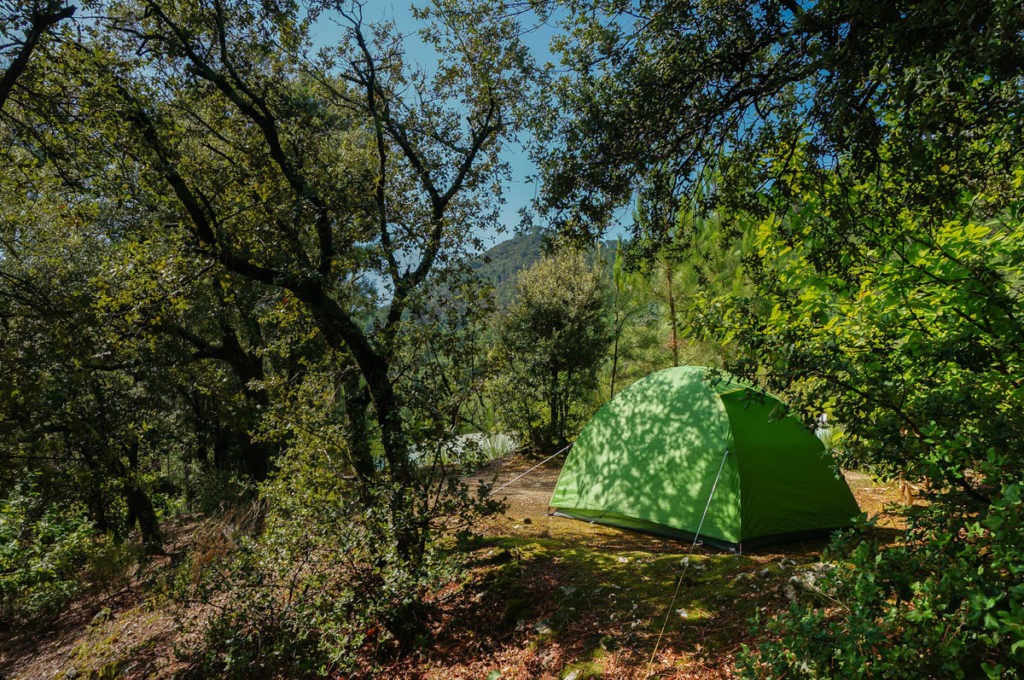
90,607,112,627
783,578,800,603
599,634,620,651
783,564,836,603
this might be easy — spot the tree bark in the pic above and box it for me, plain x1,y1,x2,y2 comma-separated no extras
124,440,163,552
665,263,679,367
341,370,376,487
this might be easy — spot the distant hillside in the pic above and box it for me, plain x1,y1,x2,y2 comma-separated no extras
470,229,547,308
470,230,621,309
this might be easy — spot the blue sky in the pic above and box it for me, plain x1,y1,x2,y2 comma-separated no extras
313,2,629,249
312,2,559,249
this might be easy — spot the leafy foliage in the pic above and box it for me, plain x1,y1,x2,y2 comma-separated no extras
536,0,1024,676
719,168,1024,678
0,477,96,625
490,249,611,451
537,0,1024,231
744,495,1024,677
178,441,503,677
0,0,531,652
0,0,76,112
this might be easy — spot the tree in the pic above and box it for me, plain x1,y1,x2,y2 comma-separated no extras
492,248,611,451
0,154,280,551
0,0,534,652
0,0,75,112
0,100,308,551
534,0,1024,674
536,0,1024,233
0,1,533,647
625,168,755,373
600,246,665,396
29,0,530,554
0,151,177,549
606,239,648,396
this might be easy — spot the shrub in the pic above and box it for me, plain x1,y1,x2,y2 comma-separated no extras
0,477,97,626
177,443,502,677
741,495,1024,678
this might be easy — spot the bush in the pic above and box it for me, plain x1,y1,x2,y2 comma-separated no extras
0,477,97,626
741,494,1024,679
177,443,502,677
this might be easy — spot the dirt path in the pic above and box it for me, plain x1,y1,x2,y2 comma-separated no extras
470,454,675,551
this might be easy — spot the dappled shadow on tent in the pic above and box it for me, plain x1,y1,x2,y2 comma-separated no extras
552,368,740,544
550,366,860,551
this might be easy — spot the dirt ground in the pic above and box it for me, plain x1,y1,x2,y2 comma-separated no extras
0,456,906,680
474,454,905,545
389,455,908,679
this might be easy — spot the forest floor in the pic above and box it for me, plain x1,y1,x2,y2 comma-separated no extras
0,455,906,679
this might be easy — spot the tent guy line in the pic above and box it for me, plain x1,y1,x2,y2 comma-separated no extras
490,442,573,495
646,446,732,677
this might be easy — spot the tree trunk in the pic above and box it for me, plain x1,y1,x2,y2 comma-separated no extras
196,326,273,481
125,484,163,553
79,447,110,533
124,441,163,552
240,441,272,482
341,369,376,494
292,282,424,557
665,264,679,367
610,329,620,397
88,485,109,534
549,370,560,451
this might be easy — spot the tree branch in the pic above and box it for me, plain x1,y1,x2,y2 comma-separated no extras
0,1,76,112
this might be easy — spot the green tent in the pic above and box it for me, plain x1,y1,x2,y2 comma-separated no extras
550,366,860,551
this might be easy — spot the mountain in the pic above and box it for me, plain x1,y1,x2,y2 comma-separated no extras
470,229,547,308
470,229,621,309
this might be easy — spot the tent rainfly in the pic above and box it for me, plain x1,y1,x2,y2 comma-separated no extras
549,366,860,552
